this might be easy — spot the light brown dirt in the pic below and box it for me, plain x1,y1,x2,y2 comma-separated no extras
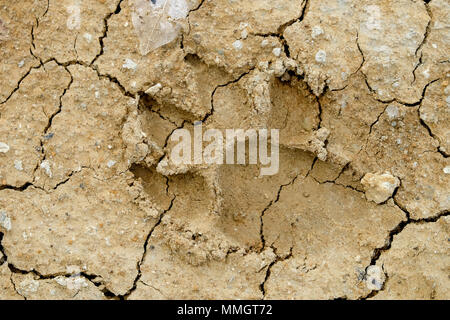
0,0,448,300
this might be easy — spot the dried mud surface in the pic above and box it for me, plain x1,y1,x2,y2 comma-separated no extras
0,0,448,300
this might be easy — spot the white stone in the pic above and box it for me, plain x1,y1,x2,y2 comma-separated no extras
167,0,189,20
272,48,282,57
386,104,399,120
315,50,326,63
83,33,92,42
123,58,138,70
107,160,116,168
0,142,10,153
14,159,23,171
40,160,52,177
0,210,11,231
233,40,243,50
365,265,385,291
55,276,89,290
361,172,400,204
311,25,324,38
145,83,162,96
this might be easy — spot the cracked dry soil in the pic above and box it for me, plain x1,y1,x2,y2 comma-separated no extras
0,0,449,300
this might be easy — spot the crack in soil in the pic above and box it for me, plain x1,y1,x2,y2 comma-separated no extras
91,0,124,66
359,198,449,300
121,186,177,300
1,0,448,300
0,231,118,299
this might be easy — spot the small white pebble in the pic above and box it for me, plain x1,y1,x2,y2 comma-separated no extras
145,83,162,96
83,33,92,42
232,40,243,50
107,160,116,168
14,159,23,171
123,58,138,70
315,50,326,63
18,60,25,68
386,104,399,120
272,47,281,57
311,26,324,38
40,160,52,177
0,142,10,153
0,211,11,231
444,166,450,174
365,265,385,291
261,39,269,47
